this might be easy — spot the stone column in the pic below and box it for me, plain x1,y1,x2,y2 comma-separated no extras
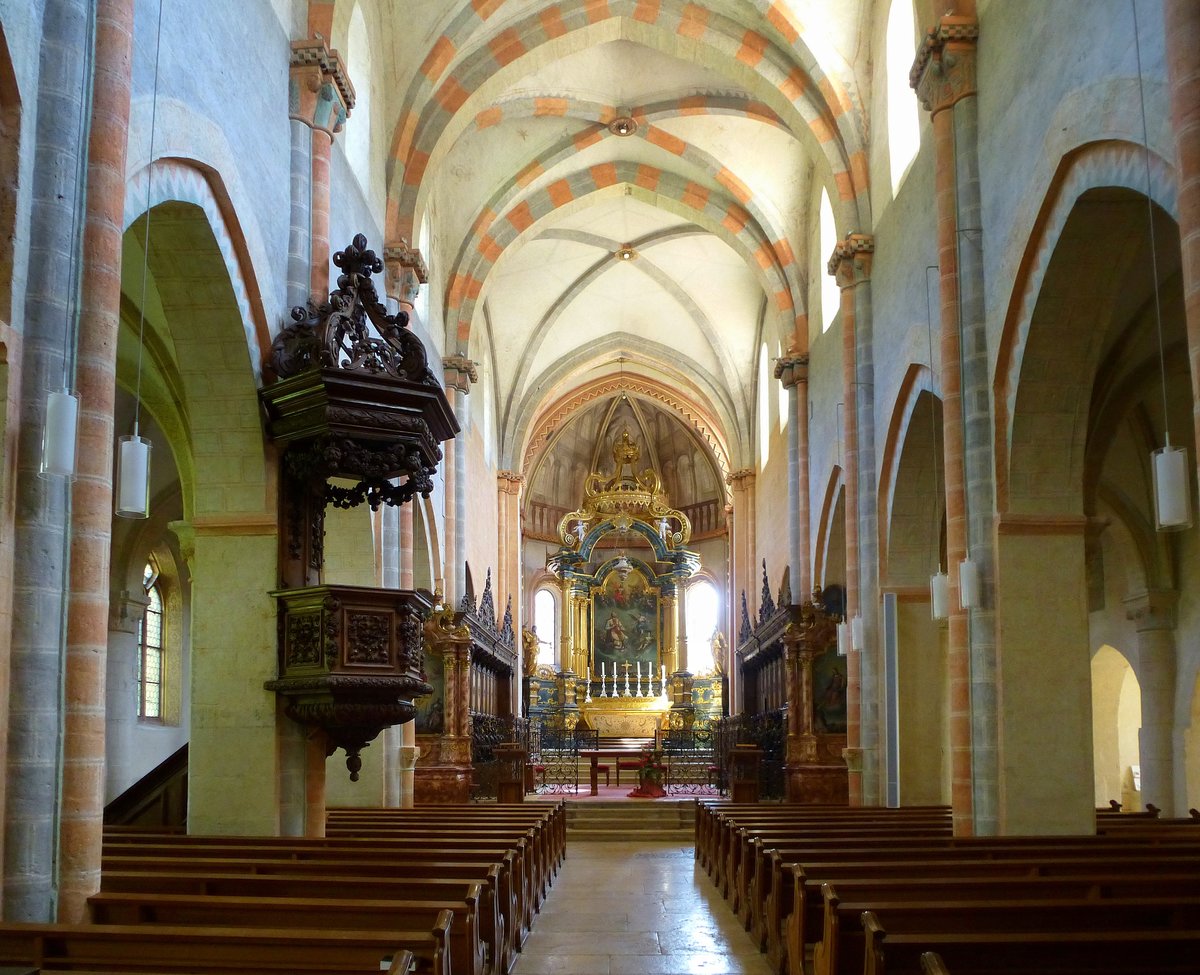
993,515,1094,833
442,356,477,604
829,233,878,806
58,0,136,922
105,591,148,804
912,16,998,836
775,354,811,600
1124,589,1179,816
289,39,353,300
1164,1,1200,485
496,471,524,625
398,719,420,808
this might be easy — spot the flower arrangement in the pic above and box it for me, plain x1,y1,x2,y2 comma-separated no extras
637,746,666,786
629,745,667,798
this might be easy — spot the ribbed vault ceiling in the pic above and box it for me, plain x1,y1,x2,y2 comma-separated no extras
346,0,872,472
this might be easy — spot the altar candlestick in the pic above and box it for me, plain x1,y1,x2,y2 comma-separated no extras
660,664,667,696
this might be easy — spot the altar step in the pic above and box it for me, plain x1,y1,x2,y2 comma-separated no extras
565,800,695,842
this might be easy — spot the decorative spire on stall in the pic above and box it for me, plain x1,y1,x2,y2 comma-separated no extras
739,590,753,644
758,559,776,623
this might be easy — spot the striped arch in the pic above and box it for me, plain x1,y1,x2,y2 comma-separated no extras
993,140,1179,513
518,374,733,502
444,96,806,326
473,91,787,135
877,363,939,583
448,165,792,347
386,1,868,242
123,158,270,381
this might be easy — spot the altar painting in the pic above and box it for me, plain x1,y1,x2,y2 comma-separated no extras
414,647,445,734
592,570,659,671
811,645,847,733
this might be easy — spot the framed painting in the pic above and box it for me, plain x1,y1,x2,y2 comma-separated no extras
591,569,659,673
811,645,847,734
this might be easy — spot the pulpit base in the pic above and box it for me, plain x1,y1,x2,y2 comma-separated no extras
785,763,849,804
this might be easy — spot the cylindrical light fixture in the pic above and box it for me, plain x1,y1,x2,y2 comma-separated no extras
40,388,80,479
851,614,864,652
1152,442,1193,531
959,558,981,610
837,621,849,656
115,434,152,518
930,571,949,620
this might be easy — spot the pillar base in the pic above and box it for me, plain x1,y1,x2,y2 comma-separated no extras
413,764,472,804
785,763,849,804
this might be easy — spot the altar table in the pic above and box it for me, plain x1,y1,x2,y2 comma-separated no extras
578,748,649,796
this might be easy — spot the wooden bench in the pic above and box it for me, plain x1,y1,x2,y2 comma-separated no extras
0,922,424,975
102,852,522,971
88,891,473,975
859,911,1200,975
816,884,1200,975
102,834,539,936
778,852,1200,975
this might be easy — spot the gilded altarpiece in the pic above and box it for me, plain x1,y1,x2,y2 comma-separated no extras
545,432,702,738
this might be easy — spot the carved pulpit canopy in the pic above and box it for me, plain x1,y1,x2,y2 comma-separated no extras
261,234,458,510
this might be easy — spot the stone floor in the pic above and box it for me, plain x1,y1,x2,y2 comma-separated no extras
512,841,773,975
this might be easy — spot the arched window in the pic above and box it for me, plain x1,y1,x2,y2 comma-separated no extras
819,189,839,332
533,587,557,668
344,4,373,196
758,342,771,467
887,0,920,195
685,579,721,674
138,561,164,721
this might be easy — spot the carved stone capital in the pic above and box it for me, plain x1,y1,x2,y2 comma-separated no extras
726,467,755,487
290,38,355,136
168,520,196,571
910,16,979,114
384,241,429,308
109,590,150,635
774,354,809,388
827,234,875,289
1124,588,1179,632
497,470,525,495
442,354,478,393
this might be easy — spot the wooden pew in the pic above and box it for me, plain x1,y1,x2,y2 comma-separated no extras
815,883,1200,975
102,854,521,971
325,803,567,871
859,911,1200,975
102,835,538,940
99,871,501,975
779,854,1200,975
0,922,424,975
88,892,473,975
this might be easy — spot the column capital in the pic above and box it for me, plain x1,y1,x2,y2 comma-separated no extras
827,233,875,289
1124,588,1179,632
109,589,150,635
910,16,979,115
774,353,809,388
384,241,429,309
442,354,478,392
726,467,755,487
290,38,355,136
497,470,525,495
167,519,196,572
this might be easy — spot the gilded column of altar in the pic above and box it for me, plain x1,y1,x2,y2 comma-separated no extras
783,625,818,763
661,582,679,676
913,16,996,835
829,233,877,805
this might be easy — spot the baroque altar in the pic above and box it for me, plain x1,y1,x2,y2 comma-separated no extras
541,431,702,731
